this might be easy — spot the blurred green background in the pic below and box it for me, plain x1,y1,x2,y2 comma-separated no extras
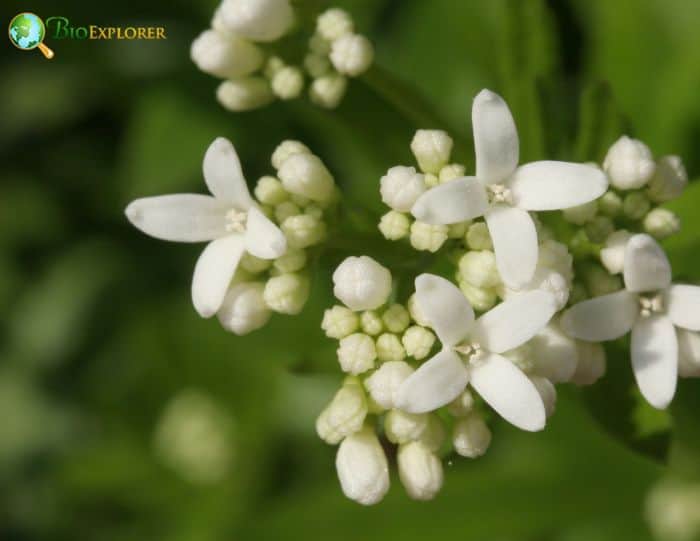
2,0,700,539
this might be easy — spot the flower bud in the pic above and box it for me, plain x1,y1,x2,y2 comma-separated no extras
309,74,347,108
330,33,374,76
531,376,556,417
382,304,410,333
316,8,354,41
304,52,331,78
271,66,304,100
603,135,656,190
465,222,492,250
647,155,688,202
420,414,446,452
600,230,632,275
562,200,597,225
254,176,287,206
643,208,681,240
274,201,300,223
622,192,651,220
278,152,335,202
585,216,614,244
217,78,274,111
458,250,500,288
410,130,453,174
218,0,294,42
410,221,448,252
271,140,311,170
398,442,444,501
322,305,360,339
378,210,411,240
447,390,476,417
645,479,700,541
263,273,309,314
438,163,466,184
678,329,700,378
217,282,271,335
338,333,377,375
316,382,367,444
273,248,306,273
364,361,414,410
598,191,623,217
360,310,383,335
385,409,428,444
380,166,426,212
571,341,606,385
459,281,497,312
240,253,272,274
333,256,392,311
191,29,264,79
407,294,431,327
528,324,577,383
336,427,390,505
281,214,326,248
402,326,436,360
452,414,491,458
376,333,406,362
585,265,622,297
538,240,574,282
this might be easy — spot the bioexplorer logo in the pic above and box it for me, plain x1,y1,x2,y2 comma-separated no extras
8,12,167,59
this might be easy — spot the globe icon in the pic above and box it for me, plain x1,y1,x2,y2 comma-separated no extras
8,12,54,58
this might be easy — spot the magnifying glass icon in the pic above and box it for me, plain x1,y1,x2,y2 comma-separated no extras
8,12,55,59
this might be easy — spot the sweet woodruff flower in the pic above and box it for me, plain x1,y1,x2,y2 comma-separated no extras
395,274,557,431
125,137,287,318
562,234,700,408
410,89,608,288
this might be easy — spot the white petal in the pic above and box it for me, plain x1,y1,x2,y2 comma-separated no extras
395,349,469,414
509,161,608,211
202,137,254,207
470,353,546,431
191,234,246,318
484,205,538,288
410,177,488,225
472,89,519,184
623,234,672,293
631,316,678,409
125,194,229,242
471,290,557,354
561,291,638,341
245,206,287,259
415,274,474,347
666,284,700,331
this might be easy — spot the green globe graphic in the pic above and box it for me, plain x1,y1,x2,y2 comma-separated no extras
9,12,45,50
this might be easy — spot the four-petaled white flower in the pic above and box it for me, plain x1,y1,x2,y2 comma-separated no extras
125,137,287,318
395,274,558,431
562,234,700,409
411,89,608,288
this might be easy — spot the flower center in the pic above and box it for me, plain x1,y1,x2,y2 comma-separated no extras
639,293,665,318
454,342,486,366
225,208,248,233
487,183,513,205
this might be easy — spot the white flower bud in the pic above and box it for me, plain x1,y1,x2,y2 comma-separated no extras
281,214,326,248
407,294,430,327
263,273,309,314
398,442,444,501
452,414,491,458
218,0,294,42
376,333,406,362
585,216,614,244
678,329,700,378
648,155,688,202
531,376,556,417
410,221,448,252
316,383,367,444
562,200,597,225
360,310,383,335
191,29,264,79
529,323,578,383
364,361,414,410
330,33,374,76
271,140,311,170
378,210,411,240
333,256,392,311
598,191,623,217
322,305,360,339
603,135,656,190
273,248,306,273
424,173,440,188
240,252,272,274
465,222,492,250
277,152,335,202
303,52,331,78
385,409,428,444
571,341,606,385
380,166,426,212
254,176,287,206
309,74,347,108
338,333,377,375
336,427,389,505
459,281,497,312
600,230,632,275
410,130,453,174
458,250,500,288
316,8,354,41
216,78,274,111
217,282,271,335
402,326,436,360
274,201,300,223
439,163,466,183
447,390,476,417
644,208,681,240
382,304,410,333
271,66,304,100
622,192,651,220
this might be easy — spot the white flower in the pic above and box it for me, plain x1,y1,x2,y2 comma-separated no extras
380,166,426,212
397,441,443,501
270,66,304,100
316,382,367,444
216,281,271,334
329,34,374,76
263,273,309,314
316,8,354,41
452,413,491,458
603,135,656,190
410,130,454,174
217,77,274,111
364,361,414,410
277,152,335,203
190,29,264,79
411,90,607,288
125,138,286,318
309,74,347,108
337,333,377,374
600,230,633,275
562,234,700,408
217,0,294,42
647,155,687,202
333,256,392,311
644,208,681,240
395,274,557,431
336,427,390,505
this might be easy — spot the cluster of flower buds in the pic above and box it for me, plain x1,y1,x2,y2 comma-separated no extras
125,137,337,335
191,1,373,111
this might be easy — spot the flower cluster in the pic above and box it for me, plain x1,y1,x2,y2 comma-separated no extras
126,137,337,334
191,2,373,111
